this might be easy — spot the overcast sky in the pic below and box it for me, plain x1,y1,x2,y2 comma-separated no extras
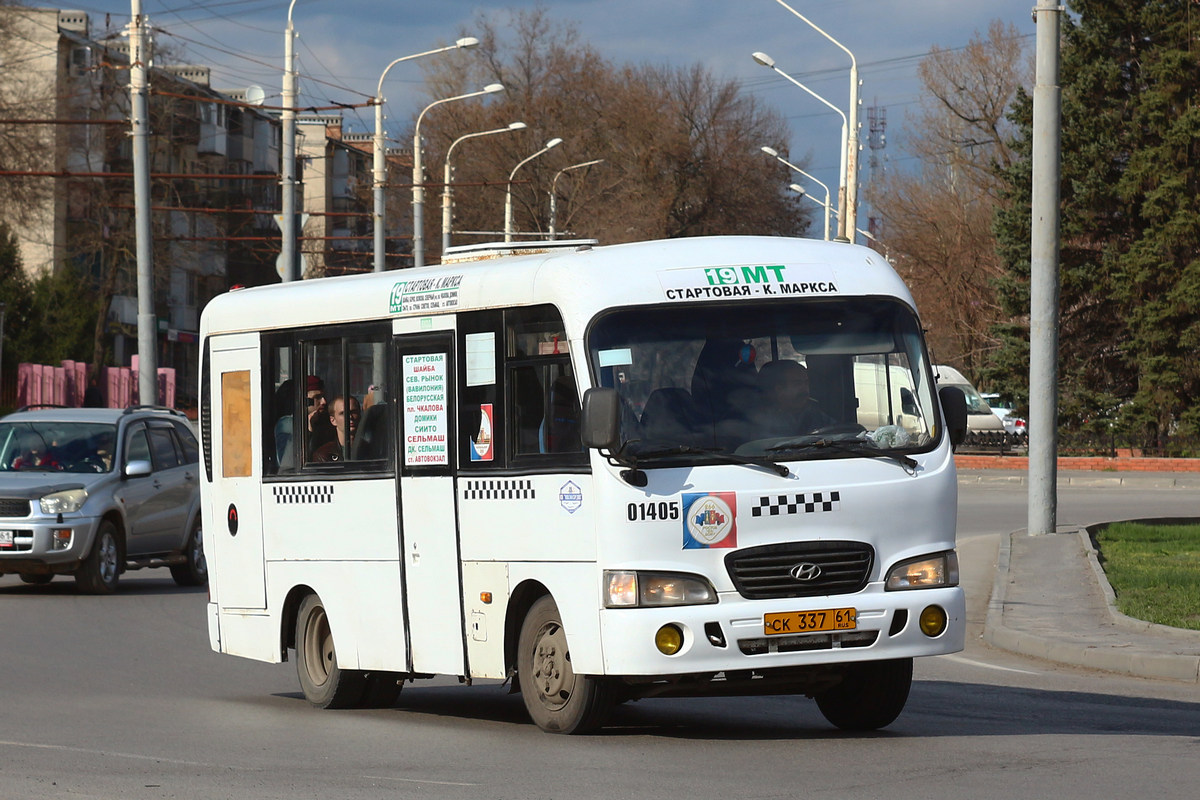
63,0,1037,208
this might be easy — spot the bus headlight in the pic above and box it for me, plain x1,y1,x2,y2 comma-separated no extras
603,571,718,608
39,489,88,515
885,551,959,590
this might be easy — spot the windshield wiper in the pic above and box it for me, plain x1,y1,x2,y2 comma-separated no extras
612,441,789,485
767,437,918,473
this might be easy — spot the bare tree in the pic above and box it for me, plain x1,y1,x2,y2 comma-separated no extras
868,21,1029,377
415,5,807,258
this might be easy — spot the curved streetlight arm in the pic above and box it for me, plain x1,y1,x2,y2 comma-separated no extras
769,148,831,241
411,82,504,267
505,138,563,242
442,121,526,252
770,1,861,239
373,36,479,273
753,53,849,241
549,158,604,239
772,1,856,70
376,37,478,99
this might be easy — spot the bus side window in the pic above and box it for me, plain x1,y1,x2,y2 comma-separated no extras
458,310,503,468
503,304,583,461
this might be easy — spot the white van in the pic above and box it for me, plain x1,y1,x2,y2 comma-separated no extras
200,236,970,734
934,365,1004,433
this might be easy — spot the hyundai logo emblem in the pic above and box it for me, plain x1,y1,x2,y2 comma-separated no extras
789,563,822,582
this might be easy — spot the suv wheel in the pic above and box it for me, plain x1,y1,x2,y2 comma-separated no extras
170,519,207,587
75,520,121,594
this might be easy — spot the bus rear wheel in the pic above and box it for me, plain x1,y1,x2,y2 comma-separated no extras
517,596,614,734
815,657,913,731
295,594,365,709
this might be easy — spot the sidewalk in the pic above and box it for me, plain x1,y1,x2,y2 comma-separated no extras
974,470,1200,683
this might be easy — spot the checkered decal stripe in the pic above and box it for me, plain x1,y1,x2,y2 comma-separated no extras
273,485,334,504
462,479,535,500
751,491,841,516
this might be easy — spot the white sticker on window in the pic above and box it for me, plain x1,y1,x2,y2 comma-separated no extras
465,332,496,387
598,348,633,367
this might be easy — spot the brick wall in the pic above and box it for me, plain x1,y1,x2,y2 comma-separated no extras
955,455,1200,472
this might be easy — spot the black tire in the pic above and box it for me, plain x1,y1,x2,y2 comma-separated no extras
294,594,365,709
20,574,53,585
75,521,121,594
358,672,404,708
170,518,207,586
815,657,913,731
517,595,614,734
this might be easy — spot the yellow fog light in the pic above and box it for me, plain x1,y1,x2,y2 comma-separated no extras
919,605,947,637
655,624,683,655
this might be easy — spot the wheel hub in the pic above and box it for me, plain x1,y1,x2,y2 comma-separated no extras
533,622,573,708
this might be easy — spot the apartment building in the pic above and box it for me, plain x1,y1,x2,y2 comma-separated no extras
0,7,283,404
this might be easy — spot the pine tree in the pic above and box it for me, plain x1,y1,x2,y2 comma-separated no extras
992,0,1200,449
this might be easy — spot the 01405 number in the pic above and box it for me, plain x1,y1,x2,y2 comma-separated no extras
626,501,680,522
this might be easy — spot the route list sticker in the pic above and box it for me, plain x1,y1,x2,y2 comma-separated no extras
403,353,448,467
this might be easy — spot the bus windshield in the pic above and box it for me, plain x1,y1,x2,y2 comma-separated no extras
587,297,940,462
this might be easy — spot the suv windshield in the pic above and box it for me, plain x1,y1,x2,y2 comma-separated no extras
587,298,940,463
0,421,118,473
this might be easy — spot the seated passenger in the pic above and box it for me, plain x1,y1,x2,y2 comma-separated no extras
311,395,361,463
756,360,834,437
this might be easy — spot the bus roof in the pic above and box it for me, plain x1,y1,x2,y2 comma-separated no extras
200,236,915,337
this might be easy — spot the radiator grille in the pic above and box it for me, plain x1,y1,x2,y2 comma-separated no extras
0,499,32,518
725,541,874,599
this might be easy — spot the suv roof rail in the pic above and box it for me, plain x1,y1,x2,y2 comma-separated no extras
122,405,188,419
15,403,69,412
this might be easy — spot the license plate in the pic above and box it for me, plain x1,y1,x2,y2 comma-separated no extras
0,530,14,549
764,607,856,635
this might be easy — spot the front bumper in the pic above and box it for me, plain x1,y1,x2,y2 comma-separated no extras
0,515,102,575
599,584,965,676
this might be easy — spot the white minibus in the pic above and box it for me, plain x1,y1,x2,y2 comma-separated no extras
199,235,968,734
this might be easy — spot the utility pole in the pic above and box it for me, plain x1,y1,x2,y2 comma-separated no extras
129,0,157,405
1029,0,1063,535
279,1,300,282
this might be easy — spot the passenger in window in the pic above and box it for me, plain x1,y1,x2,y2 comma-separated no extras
312,395,361,462
306,375,337,456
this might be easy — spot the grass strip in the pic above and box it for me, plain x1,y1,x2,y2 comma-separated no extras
1093,522,1200,631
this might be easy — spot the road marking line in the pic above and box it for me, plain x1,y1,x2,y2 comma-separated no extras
0,739,218,768
366,775,480,786
942,654,1041,675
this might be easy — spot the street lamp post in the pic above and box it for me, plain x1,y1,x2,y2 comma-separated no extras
281,0,300,282
412,83,504,267
548,159,603,240
504,138,563,242
372,37,480,273
441,121,526,253
763,146,830,241
752,52,849,241
770,1,861,238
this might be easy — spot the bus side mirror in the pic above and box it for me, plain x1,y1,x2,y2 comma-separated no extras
581,387,621,451
938,385,968,449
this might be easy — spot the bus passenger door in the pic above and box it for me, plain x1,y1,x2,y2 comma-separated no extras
395,333,466,677
209,337,266,610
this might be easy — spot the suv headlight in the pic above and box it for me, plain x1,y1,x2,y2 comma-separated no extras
604,570,718,608
40,489,88,515
885,551,959,590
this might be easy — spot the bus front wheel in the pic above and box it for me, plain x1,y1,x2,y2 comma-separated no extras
295,594,365,709
517,596,614,734
815,657,913,731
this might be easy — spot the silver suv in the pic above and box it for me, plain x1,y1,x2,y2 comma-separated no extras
0,406,204,593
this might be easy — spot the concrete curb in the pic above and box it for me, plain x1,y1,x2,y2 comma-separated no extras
958,470,1200,489
983,528,1200,684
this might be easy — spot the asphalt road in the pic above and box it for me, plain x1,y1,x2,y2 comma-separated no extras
2,479,1198,800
